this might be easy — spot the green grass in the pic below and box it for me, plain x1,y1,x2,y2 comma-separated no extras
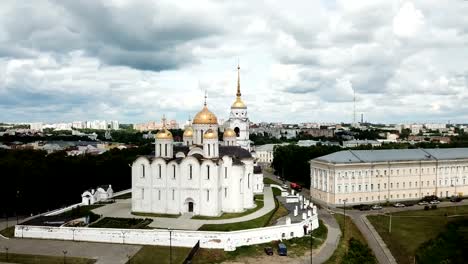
263,177,280,185
367,205,468,264
267,196,289,226
324,214,374,264
0,252,96,264
89,217,152,229
272,186,282,197
0,225,15,238
127,245,191,264
198,195,280,231
192,196,264,220
131,211,180,218
113,192,132,199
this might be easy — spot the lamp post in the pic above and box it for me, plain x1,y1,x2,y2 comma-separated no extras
343,198,348,255
4,247,8,262
310,226,313,264
168,228,173,264
62,250,67,264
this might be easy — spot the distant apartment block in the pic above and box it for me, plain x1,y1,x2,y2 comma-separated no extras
133,119,179,131
302,128,335,138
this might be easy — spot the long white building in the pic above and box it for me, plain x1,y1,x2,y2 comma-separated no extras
310,148,468,206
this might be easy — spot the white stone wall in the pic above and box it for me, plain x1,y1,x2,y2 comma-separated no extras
15,213,318,251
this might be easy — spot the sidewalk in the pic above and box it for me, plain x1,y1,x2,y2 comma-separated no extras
92,187,276,230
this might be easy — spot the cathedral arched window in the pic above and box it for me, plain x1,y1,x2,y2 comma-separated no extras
141,164,145,178
225,167,227,179
189,165,193,180
207,165,210,180
165,144,168,156
234,127,240,137
248,173,250,188
173,165,176,179
159,144,161,155
158,164,162,179
208,144,211,156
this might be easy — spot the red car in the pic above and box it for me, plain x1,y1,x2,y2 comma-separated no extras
290,182,302,191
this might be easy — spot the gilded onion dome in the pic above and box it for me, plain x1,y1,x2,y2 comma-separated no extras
183,126,194,137
223,128,236,138
155,128,173,140
203,128,218,139
193,105,218,125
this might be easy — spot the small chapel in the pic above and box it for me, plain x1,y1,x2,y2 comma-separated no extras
131,66,264,217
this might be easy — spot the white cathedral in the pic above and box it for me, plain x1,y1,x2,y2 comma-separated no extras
131,66,264,217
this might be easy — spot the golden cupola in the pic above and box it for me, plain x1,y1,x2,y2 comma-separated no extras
183,126,194,137
203,128,218,139
155,116,173,140
223,128,236,138
193,102,218,125
231,65,247,109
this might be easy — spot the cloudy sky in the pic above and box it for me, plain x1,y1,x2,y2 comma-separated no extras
1,0,467,124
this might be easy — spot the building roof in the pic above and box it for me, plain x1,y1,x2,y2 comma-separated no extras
313,148,468,164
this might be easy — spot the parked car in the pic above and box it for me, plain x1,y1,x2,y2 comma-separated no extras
430,200,440,204
290,182,302,192
278,243,287,256
359,205,371,211
450,196,462,203
264,247,273,256
418,201,429,206
281,183,288,189
371,205,383,210
394,203,405,207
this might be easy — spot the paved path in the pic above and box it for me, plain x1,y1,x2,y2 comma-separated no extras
92,187,276,230
0,236,141,264
299,208,341,264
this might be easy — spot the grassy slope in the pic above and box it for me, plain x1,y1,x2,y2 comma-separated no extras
127,245,191,264
0,253,96,264
367,205,468,264
324,214,372,264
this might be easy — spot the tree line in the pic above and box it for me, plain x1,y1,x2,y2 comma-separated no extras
0,145,152,218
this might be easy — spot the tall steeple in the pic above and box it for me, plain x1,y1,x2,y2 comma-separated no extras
231,64,246,109
236,64,241,97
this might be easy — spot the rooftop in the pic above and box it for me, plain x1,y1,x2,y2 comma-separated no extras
313,148,468,164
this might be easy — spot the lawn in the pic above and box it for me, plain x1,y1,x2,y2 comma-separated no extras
89,217,152,229
193,220,328,263
263,177,280,185
197,193,287,231
367,205,468,264
127,245,191,264
324,214,376,264
113,192,132,199
131,211,180,218
192,196,264,220
0,252,96,264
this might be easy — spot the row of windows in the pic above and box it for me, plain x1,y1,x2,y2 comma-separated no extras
141,188,230,201
337,190,458,204
336,178,467,193
140,164,251,188
314,166,468,179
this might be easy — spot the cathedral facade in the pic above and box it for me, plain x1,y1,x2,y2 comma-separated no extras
131,67,262,217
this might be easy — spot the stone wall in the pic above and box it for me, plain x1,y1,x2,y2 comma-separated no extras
15,214,319,251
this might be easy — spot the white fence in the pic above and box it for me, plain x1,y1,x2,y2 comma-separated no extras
15,214,319,251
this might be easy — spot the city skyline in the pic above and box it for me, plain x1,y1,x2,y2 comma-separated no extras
1,1,468,124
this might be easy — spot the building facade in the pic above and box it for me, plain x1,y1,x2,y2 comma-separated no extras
310,148,468,206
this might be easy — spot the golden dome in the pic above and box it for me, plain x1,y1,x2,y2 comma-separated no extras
155,128,173,140
231,97,247,109
223,128,236,138
183,127,193,137
203,128,218,139
193,105,218,125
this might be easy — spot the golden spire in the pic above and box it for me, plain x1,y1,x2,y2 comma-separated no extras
236,64,241,97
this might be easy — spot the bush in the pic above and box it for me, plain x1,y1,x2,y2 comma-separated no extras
431,205,437,210
424,205,429,210
342,237,377,264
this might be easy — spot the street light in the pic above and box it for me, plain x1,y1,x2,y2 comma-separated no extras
168,228,173,264
4,247,8,262
343,199,347,245
62,250,67,264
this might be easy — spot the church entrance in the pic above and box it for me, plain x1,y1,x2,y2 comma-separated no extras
234,127,240,137
188,202,194,212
